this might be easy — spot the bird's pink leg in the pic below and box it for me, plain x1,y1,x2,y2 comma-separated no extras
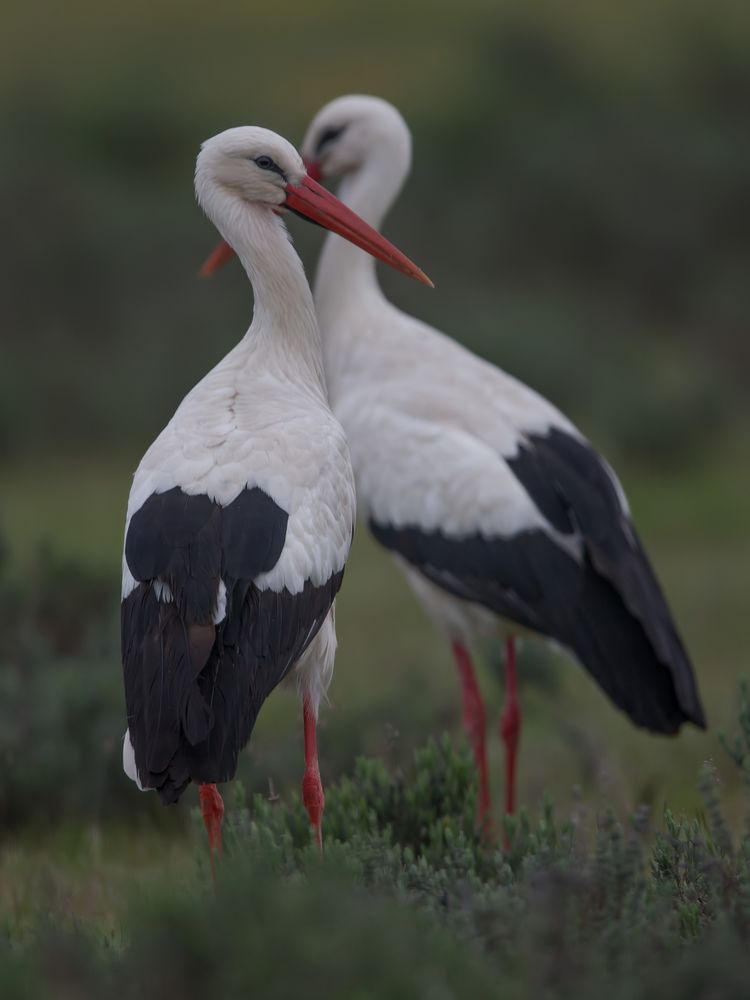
499,636,521,821
451,641,492,833
199,782,225,880
302,696,324,853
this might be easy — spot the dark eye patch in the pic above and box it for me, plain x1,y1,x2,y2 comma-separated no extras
314,125,347,156
253,155,287,181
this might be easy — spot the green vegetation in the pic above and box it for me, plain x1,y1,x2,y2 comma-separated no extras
4,704,750,998
2,530,750,995
2,1,748,462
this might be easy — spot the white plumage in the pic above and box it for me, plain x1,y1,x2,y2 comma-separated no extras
122,335,355,602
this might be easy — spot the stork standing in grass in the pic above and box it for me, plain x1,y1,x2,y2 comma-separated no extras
202,99,705,831
303,96,708,826
121,124,430,858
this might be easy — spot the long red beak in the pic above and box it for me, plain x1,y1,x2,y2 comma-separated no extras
286,175,432,287
200,173,433,288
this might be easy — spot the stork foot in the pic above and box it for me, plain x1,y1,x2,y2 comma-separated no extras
302,767,324,854
199,783,225,881
303,697,325,854
500,636,522,845
452,641,492,836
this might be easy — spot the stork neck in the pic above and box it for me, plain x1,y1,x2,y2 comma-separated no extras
216,200,326,390
314,156,405,322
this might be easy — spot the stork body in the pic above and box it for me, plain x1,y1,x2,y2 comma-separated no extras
298,96,705,828
121,125,428,857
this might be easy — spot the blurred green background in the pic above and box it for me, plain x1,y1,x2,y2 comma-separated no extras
1,0,749,856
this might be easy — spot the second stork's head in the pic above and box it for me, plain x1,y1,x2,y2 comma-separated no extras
300,96,411,198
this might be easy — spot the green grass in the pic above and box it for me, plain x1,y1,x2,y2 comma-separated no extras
1,827,192,946
4,727,750,998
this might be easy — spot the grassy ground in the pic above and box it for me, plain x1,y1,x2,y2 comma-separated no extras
3,729,750,998
1,827,192,946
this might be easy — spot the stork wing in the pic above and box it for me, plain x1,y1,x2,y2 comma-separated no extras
365,417,705,734
121,485,342,802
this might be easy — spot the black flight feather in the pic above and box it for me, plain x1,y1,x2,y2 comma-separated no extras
370,428,705,734
122,486,343,804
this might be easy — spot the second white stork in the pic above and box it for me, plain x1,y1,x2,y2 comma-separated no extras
297,96,707,828
121,124,430,858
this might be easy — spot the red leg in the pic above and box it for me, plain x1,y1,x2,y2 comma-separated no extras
302,696,324,853
199,783,225,880
451,641,492,833
499,636,521,820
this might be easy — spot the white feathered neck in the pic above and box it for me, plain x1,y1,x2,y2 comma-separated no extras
200,181,327,394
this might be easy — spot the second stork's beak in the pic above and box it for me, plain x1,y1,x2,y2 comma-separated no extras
304,158,323,182
200,172,433,288
199,240,236,278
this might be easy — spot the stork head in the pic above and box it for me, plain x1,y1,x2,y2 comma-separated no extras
196,124,431,286
195,126,305,215
299,95,411,184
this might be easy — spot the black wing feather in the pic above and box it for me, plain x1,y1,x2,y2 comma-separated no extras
122,486,343,804
371,428,705,734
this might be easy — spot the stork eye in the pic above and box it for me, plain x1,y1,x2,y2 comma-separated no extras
251,155,287,182
315,125,346,156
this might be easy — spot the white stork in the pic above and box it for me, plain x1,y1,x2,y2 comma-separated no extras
202,99,706,833
300,96,707,828
121,124,430,859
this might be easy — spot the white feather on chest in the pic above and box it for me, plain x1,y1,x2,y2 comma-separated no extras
324,305,580,545
123,337,356,597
